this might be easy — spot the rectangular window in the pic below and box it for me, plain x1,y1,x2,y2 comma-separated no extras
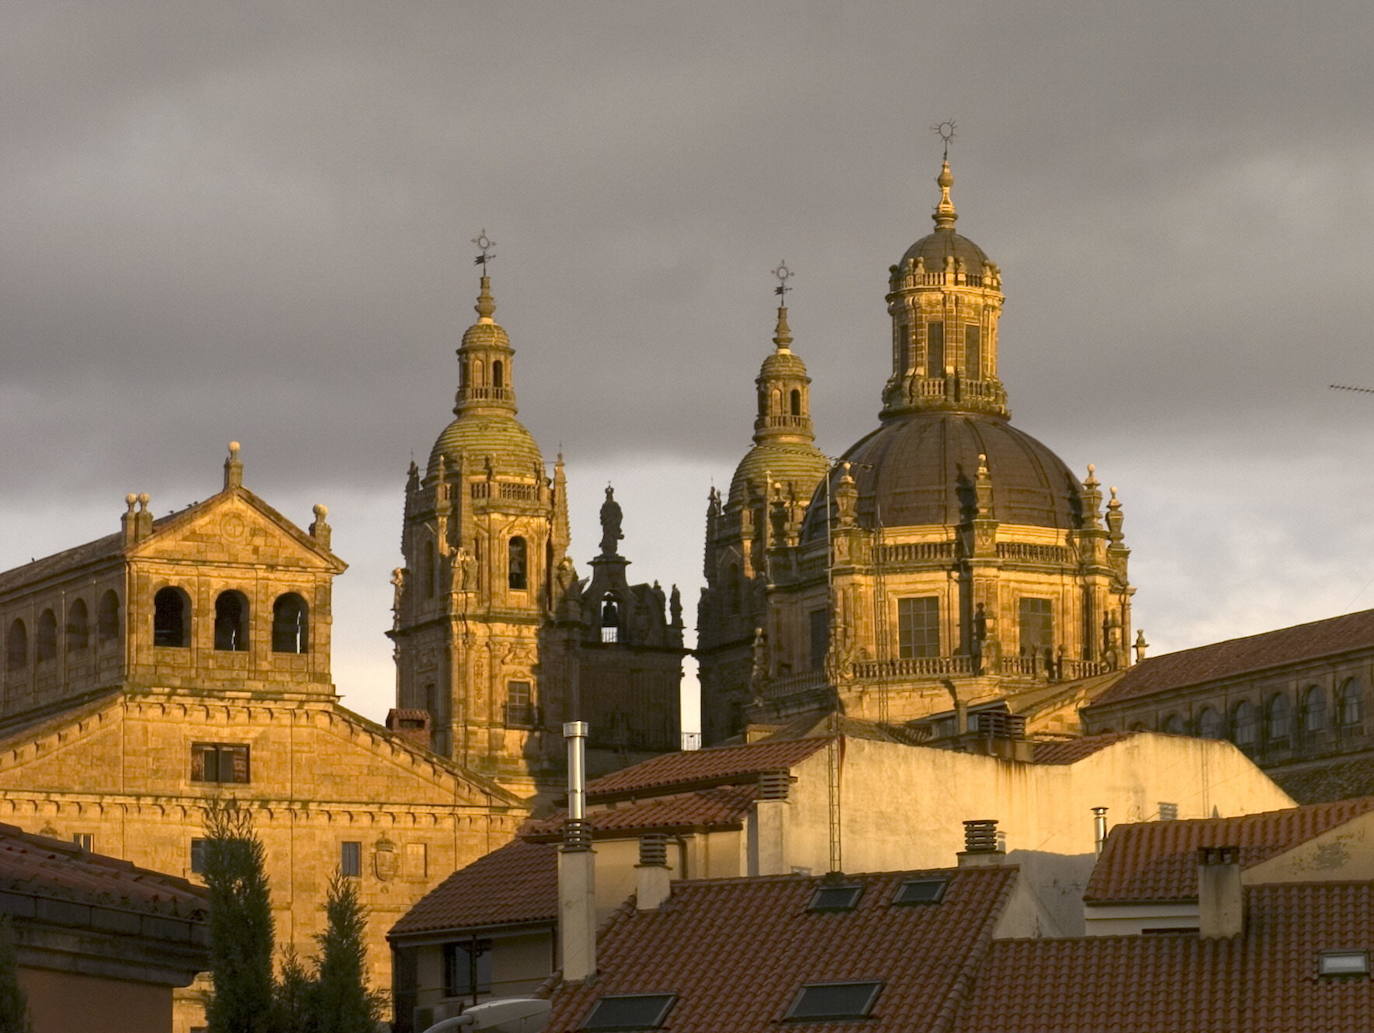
504,681,534,728
443,940,493,998
785,982,882,1021
190,838,207,874
926,322,944,375
1158,802,1179,821
191,743,250,784
405,842,428,880
808,609,829,671
583,994,676,1031
72,832,94,852
965,324,981,377
893,878,947,905
897,597,940,659
340,841,362,878
1019,597,1054,656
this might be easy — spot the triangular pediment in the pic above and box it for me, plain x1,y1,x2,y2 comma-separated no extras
129,489,346,572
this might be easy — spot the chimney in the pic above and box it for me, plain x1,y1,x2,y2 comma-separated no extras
1092,806,1109,854
748,769,790,876
385,709,431,752
558,721,597,981
635,833,671,911
1198,845,1244,938
957,819,1006,867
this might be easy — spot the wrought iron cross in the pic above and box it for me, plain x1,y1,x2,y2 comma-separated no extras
772,260,793,299
472,229,496,270
932,119,957,160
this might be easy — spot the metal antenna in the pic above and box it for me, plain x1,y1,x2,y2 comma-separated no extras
932,119,957,161
772,260,794,300
472,229,497,271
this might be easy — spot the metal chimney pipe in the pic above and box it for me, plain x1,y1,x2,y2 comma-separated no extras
565,721,588,821
559,721,596,981
1092,806,1109,854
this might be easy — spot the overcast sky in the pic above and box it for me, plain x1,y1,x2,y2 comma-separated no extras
5,2,1374,727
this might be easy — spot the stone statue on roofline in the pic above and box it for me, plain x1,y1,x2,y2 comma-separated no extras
599,485,623,556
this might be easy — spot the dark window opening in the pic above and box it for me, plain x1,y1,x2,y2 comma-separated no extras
190,838,206,875
1197,707,1226,739
584,994,676,1032
35,609,57,663
66,599,89,652
443,939,493,999
6,619,27,670
893,879,947,905
271,593,309,653
154,587,190,648
809,885,862,911
1232,701,1257,748
809,609,829,671
492,360,504,389
508,536,528,591
785,982,882,1022
72,833,94,852
1018,597,1053,658
789,389,802,416
1303,686,1327,733
601,594,620,644
1162,713,1185,734
214,591,250,651
340,841,362,877
926,321,945,375
898,597,940,659
1266,693,1291,743
505,680,534,728
191,743,250,784
725,564,741,616
1338,678,1364,730
965,324,982,376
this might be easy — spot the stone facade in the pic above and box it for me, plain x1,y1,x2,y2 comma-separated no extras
699,161,1135,742
390,276,685,799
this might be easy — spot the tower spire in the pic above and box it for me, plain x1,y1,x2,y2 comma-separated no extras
472,229,497,323
931,119,958,230
772,260,794,351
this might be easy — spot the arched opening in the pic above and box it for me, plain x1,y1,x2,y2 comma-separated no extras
213,591,250,652
1302,685,1326,735
153,587,190,648
66,599,89,652
1337,678,1364,731
271,593,309,654
508,536,527,591
473,358,485,386
1232,701,1257,749
35,610,57,663
1128,721,1148,731
1266,693,1291,744
5,620,27,671
601,594,620,644
1162,713,1184,735
725,563,741,616
420,540,437,599
1196,707,1225,739
492,360,504,389
790,389,802,416
97,590,120,644
769,388,781,415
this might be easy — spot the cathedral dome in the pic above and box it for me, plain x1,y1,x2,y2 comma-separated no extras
428,414,544,478
803,411,1082,539
900,229,991,275
729,442,829,505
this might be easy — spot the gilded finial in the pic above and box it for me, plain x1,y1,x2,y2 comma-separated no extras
771,261,794,350
472,229,496,322
930,120,958,230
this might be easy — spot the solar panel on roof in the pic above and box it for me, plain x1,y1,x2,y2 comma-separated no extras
583,993,676,1031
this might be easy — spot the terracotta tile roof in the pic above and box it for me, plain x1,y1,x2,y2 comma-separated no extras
543,866,1018,1033
1084,796,1374,903
523,785,758,841
585,738,829,800
1086,608,1374,709
1030,731,1140,764
1273,756,1374,804
0,822,206,919
388,839,558,937
954,882,1374,1033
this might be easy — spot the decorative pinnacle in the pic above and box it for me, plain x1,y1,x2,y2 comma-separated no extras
930,121,958,230
472,229,496,271
772,260,793,300
474,276,495,322
771,261,794,349
932,119,957,161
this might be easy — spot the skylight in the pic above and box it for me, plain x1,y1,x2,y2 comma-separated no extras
893,878,947,905
1318,951,1370,977
785,981,882,1021
584,994,677,1031
809,885,863,911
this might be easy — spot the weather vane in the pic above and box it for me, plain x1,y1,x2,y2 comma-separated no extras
472,229,496,271
772,260,794,300
932,119,957,160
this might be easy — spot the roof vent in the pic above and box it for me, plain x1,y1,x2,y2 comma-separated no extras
958,819,1005,866
975,712,1027,738
638,833,668,868
758,769,791,800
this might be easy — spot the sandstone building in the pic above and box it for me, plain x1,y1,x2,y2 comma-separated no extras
700,159,1137,743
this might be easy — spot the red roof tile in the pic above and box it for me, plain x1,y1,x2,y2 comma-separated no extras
1084,796,1374,903
0,822,206,918
389,839,558,938
543,866,1018,1033
524,785,758,840
585,739,829,800
1030,731,1140,764
1086,608,1374,709
954,882,1374,1033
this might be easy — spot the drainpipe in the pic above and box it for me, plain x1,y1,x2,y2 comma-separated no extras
558,722,596,981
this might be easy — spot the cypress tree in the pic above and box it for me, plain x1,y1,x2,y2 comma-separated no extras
0,915,31,1033
203,800,275,1033
313,871,383,1033
269,946,317,1033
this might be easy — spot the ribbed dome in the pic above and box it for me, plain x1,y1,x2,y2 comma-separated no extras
462,322,511,349
428,414,544,477
729,442,829,505
900,228,991,275
759,350,809,377
803,412,1082,540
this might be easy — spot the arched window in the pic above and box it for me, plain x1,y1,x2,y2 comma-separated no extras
5,620,27,670
790,389,802,416
725,563,741,615
35,610,57,663
1197,707,1225,739
1232,701,1257,748
420,540,437,599
97,591,119,643
1266,693,1291,743
271,594,309,654
66,599,89,652
770,388,781,415
473,358,485,386
153,587,190,648
508,537,527,591
1128,721,1148,731
1337,678,1364,730
1162,713,1184,734
213,591,250,652
492,360,504,389
601,594,620,644
1302,685,1326,734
